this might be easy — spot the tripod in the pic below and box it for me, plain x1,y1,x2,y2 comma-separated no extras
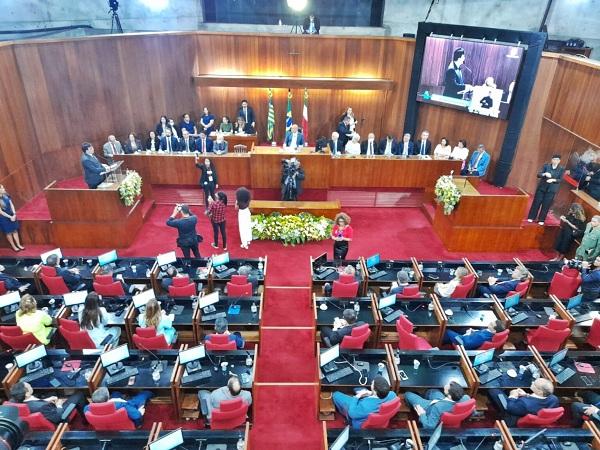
110,8,123,34
290,18,302,34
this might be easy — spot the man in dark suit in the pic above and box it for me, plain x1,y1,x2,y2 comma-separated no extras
379,134,398,156
302,14,320,34
320,308,366,347
336,116,353,148
166,204,200,259
527,155,565,225
9,382,87,426
0,264,22,291
179,129,196,153
160,128,180,153
194,132,213,154
328,132,343,155
414,130,432,156
46,254,83,291
478,266,529,298
237,100,255,129
360,133,378,156
397,133,414,157
81,142,108,189
443,47,472,99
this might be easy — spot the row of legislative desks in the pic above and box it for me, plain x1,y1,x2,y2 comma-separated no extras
20,422,250,450
2,345,257,420
323,421,600,450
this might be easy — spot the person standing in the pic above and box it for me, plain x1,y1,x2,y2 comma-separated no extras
195,157,218,209
443,47,472,99
207,192,227,251
238,100,255,129
102,135,123,163
575,215,600,262
331,212,353,261
527,155,565,225
81,142,109,189
199,107,216,134
552,203,586,260
0,184,24,252
236,187,252,250
167,204,201,259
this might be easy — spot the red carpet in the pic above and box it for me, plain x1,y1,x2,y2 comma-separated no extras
261,288,314,327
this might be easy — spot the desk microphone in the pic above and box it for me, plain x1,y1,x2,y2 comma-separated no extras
195,439,206,450
136,339,163,372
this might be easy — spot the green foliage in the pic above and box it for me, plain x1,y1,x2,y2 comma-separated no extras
251,212,333,246
118,170,143,206
434,175,461,215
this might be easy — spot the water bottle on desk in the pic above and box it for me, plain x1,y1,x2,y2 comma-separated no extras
353,302,360,313
236,437,245,450
152,370,161,386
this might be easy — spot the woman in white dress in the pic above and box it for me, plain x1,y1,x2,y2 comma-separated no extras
451,139,469,170
236,187,252,250
345,133,361,155
433,137,452,159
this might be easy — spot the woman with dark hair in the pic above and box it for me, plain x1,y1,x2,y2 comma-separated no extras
0,184,24,252
219,116,233,134
124,132,142,154
236,187,252,250
199,107,215,134
434,137,452,159
156,115,168,137
78,292,121,348
195,157,219,209
552,203,587,261
451,139,469,169
331,212,353,261
207,191,228,250
146,130,160,152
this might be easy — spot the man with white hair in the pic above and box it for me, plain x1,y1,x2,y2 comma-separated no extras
345,133,361,155
477,266,529,298
328,132,343,155
360,132,378,156
102,134,123,162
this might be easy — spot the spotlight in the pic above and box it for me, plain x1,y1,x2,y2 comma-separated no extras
287,0,308,12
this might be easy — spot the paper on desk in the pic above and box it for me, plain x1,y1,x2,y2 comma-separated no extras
575,362,596,374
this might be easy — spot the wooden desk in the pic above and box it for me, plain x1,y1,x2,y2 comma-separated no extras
571,189,600,223
250,199,340,218
208,133,257,150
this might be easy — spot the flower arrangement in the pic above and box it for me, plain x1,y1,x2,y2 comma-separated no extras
251,212,333,246
118,170,143,206
434,174,461,215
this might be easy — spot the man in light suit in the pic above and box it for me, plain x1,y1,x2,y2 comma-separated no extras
195,132,214,154
237,100,255,129
461,144,491,177
160,128,180,153
396,133,414,157
328,132,343,155
360,133,378,155
414,130,432,156
81,142,109,189
102,135,123,163
213,133,228,154
284,124,304,150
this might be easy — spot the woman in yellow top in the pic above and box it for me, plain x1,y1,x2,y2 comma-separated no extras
15,294,53,344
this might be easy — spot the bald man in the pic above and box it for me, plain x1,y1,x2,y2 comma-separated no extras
360,133,378,156
285,124,304,149
102,135,123,162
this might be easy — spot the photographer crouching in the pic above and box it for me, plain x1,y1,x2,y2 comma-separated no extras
281,157,305,201
581,256,600,302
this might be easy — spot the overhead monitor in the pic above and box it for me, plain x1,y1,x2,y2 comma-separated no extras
40,248,62,264
63,291,87,307
473,348,494,367
199,292,219,309
329,425,349,450
549,348,568,368
211,252,230,267
179,345,206,365
100,344,130,368
133,289,155,309
0,291,20,309
157,251,177,267
313,252,327,267
15,345,47,368
504,293,520,310
567,294,583,310
320,344,340,368
98,249,118,266
378,294,396,310
149,429,184,450
365,254,380,269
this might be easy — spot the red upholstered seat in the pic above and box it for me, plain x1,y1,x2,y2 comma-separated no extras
93,281,125,297
40,274,69,295
547,318,570,330
478,329,509,350
0,281,6,295
59,319,96,350
548,272,581,300
517,407,564,427
451,274,476,298
514,280,530,297
59,318,79,332
169,275,196,296
205,333,237,350
340,324,371,349
94,274,113,285
85,402,136,430
211,398,249,430
172,275,191,287
227,281,253,296
230,275,248,285
332,280,359,298
397,285,421,299
561,267,580,278
0,326,41,350
361,397,401,429
40,265,57,277
526,322,571,352
4,402,57,431
587,318,600,349
440,399,476,428
396,316,432,350
338,273,355,284
133,327,171,350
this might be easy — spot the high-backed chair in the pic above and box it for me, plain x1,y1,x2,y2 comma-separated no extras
4,402,57,431
59,318,96,350
340,324,371,349
361,397,402,429
338,273,355,284
396,316,432,350
210,398,249,429
586,318,600,349
397,285,422,299
205,334,237,350
85,402,136,430
227,275,253,296
516,407,564,427
451,274,476,298
40,274,70,295
548,272,581,300
514,280,530,298
478,329,510,350
440,399,476,428
547,318,570,330
40,265,57,277
133,327,171,350
168,275,196,297
0,281,6,295
526,322,571,352
332,280,359,298
93,274,125,297
0,326,42,350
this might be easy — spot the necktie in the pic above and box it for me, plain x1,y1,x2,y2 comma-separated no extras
202,139,206,153
368,142,372,155
334,141,337,153
244,108,248,122
111,143,116,155
185,139,189,151
421,141,425,155
167,139,171,152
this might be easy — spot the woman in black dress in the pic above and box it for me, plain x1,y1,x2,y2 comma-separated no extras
553,203,586,260
195,157,218,210
0,185,24,252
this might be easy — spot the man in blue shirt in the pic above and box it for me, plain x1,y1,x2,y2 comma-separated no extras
166,204,200,259
461,144,491,177
87,387,153,428
443,319,506,350
404,381,472,429
572,391,600,426
332,376,397,429
478,266,529,298
205,317,245,349
489,378,559,426
581,257,600,301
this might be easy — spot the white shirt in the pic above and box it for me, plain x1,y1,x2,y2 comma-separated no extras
400,141,410,156
345,141,361,155
434,278,461,298
331,140,340,154
451,146,469,161
366,140,375,155
289,133,299,148
385,140,393,155
434,144,452,159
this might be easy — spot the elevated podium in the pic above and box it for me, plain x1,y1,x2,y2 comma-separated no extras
44,171,153,248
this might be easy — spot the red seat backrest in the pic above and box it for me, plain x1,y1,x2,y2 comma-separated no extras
93,281,125,297
59,318,80,332
136,327,157,338
227,282,253,296
332,280,359,298
516,407,564,427
515,280,530,297
547,318,570,330
548,272,581,300
211,398,249,430
451,275,476,298
41,274,70,295
86,402,136,431
94,274,114,285
59,326,97,350
169,283,196,297
205,334,237,350
0,281,6,295
587,318,600,349
133,333,171,350
172,275,191,287
340,324,371,349
4,402,56,431
397,285,421,299
395,316,432,350
230,275,248,285
478,329,509,350
361,397,402,429
0,326,41,350
338,273,355,284
527,326,571,352
441,399,476,428
40,266,57,277
561,267,580,278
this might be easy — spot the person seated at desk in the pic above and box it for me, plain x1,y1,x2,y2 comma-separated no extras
434,266,468,298
205,317,245,349
45,254,83,291
575,215,600,262
415,130,432,156
404,381,471,429
332,376,397,429
97,266,138,295
219,116,233,134
138,297,176,345
477,266,529,298
237,265,259,293
320,308,365,348
198,376,252,426
234,117,254,135
0,264,22,291
160,128,179,153
160,266,179,292
285,124,304,150
460,144,490,177
78,292,121,348
396,133,413,157
102,135,123,162
580,257,600,301
9,381,87,425
179,113,197,136
195,132,213,154
87,387,153,429
328,132,344,155
450,139,469,169
145,130,160,152
179,129,196,153
323,265,355,296
389,270,410,295
360,133,378,156
123,132,142,154
302,13,320,34
488,378,559,426
345,134,361,155
443,319,506,350
16,294,53,345
433,137,452,159
571,391,600,426
213,133,228,155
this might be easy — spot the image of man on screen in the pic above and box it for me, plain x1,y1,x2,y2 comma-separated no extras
443,47,472,99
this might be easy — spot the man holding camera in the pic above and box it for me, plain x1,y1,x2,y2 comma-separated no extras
581,256,600,301
281,157,305,201
166,204,201,259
